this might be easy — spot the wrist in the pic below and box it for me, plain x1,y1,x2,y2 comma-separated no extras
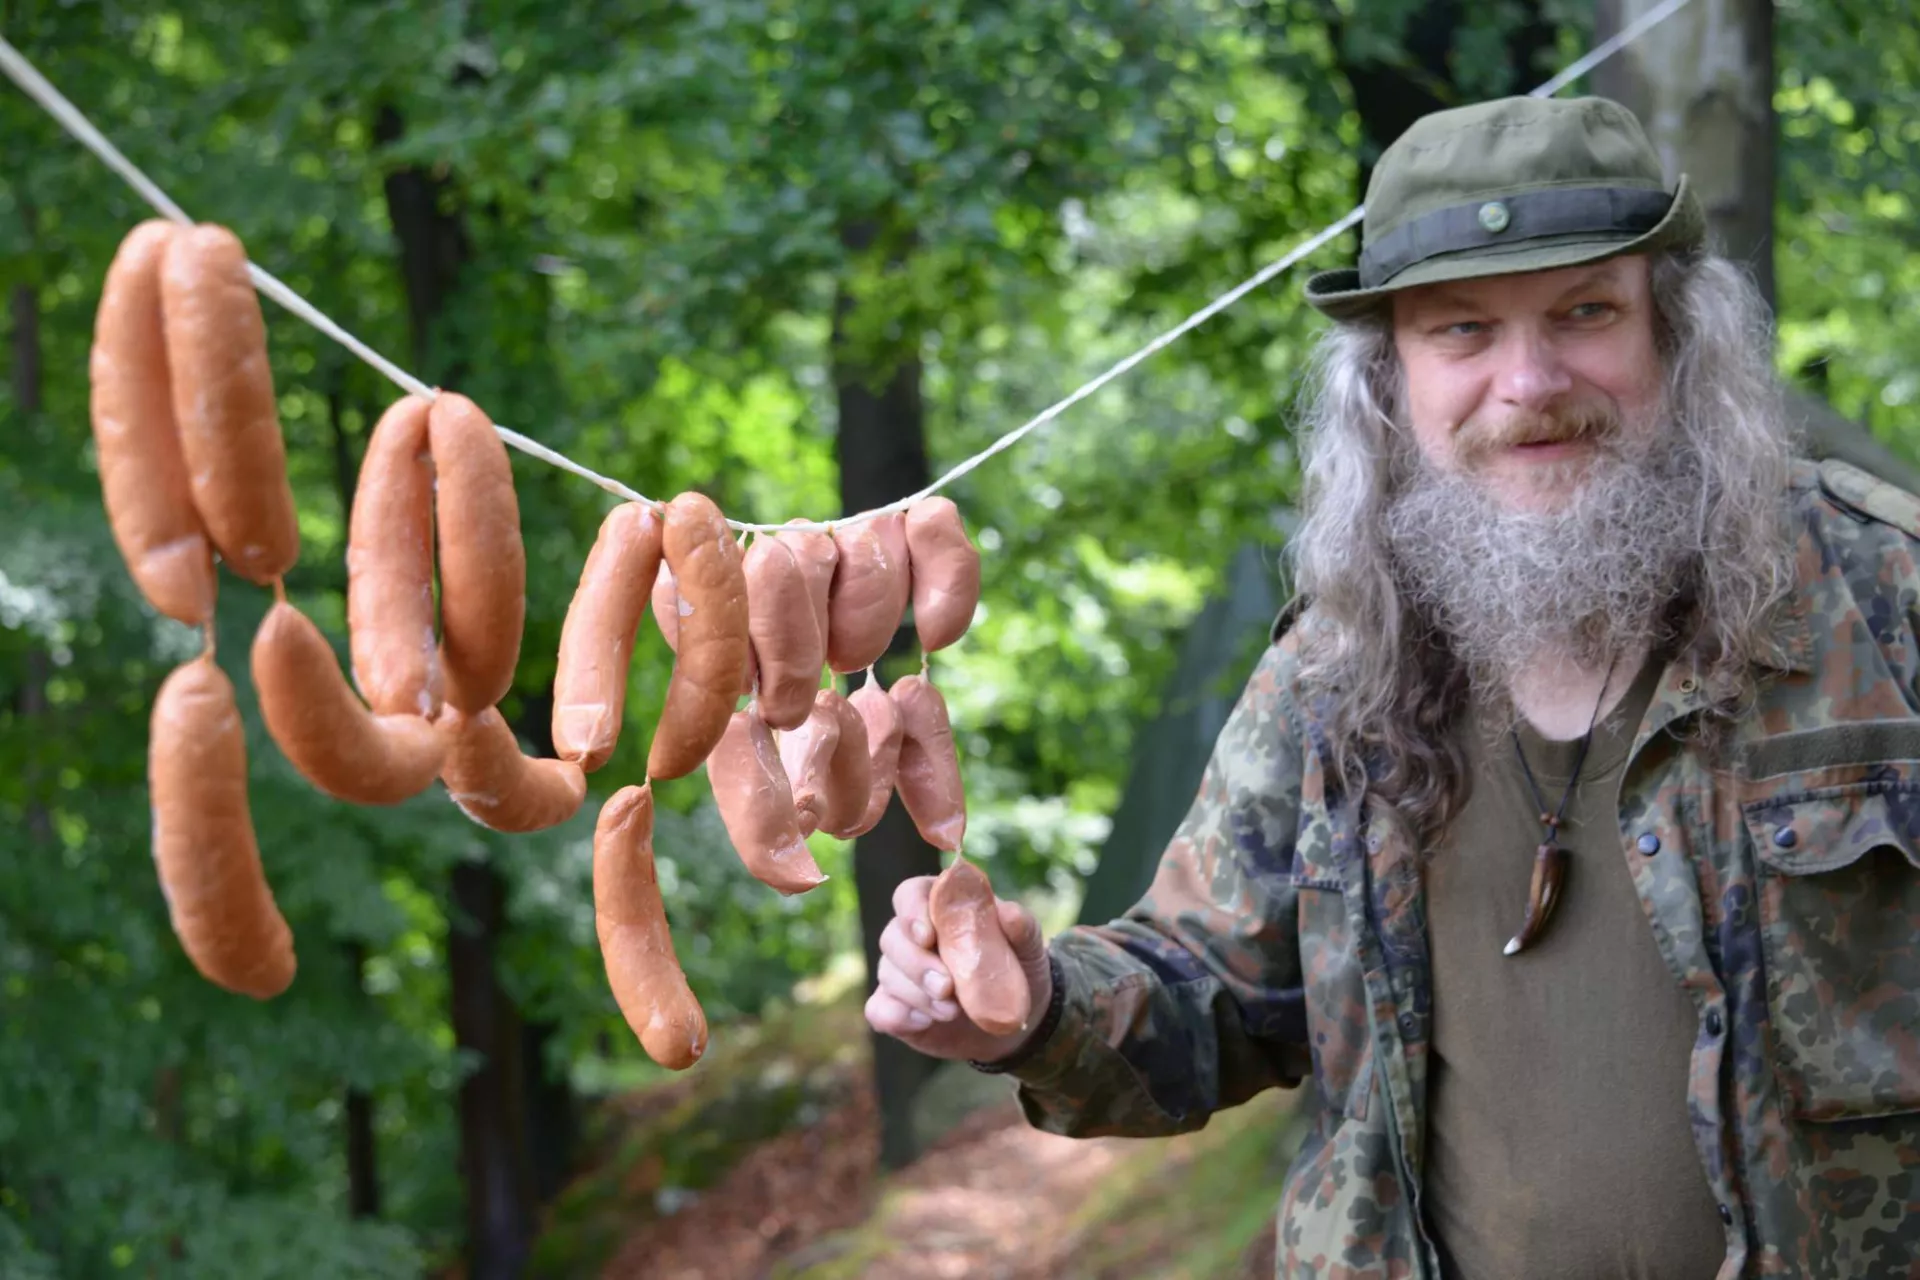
968,950,1064,1075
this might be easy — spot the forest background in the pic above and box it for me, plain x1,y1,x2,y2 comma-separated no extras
3,0,1916,1276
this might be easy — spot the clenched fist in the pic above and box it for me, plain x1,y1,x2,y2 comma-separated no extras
864,873,1053,1065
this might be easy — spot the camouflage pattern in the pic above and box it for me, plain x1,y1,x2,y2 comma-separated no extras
1005,458,1920,1279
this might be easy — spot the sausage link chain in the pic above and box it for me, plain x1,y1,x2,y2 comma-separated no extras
89,217,989,1042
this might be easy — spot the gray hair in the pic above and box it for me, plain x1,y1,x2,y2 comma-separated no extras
1285,252,1799,838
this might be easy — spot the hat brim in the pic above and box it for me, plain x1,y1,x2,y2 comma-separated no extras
1303,175,1704,322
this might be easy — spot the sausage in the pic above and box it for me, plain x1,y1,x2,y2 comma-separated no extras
872,511,911,594
777,696,841,836
651,561,681,653
844,679,902,839
905,497,981,653
890,674,965,851
429,392,525,713
159,223,300,585
149,652,296,999
826,521,907,673
816,691,874,840
647,492,751,780
594,784,708,1071
348,394,442,717
553,502,664,772
252,601,446,806
88,220,216,626
736,531,760,699
706,706,826,895
927,855,1031,1037
436,705,587,833
745,536,824,731
776,521,837,652
652,559,753,699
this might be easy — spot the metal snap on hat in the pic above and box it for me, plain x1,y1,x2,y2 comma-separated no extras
1303,95,1706,320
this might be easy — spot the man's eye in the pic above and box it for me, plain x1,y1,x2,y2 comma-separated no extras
1440,320,1486,337
1569,302,1616,321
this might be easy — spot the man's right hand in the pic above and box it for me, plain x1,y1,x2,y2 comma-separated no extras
864,873,1054,1065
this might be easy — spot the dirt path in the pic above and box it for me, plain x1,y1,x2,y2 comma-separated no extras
599,1078,881,1280
600,1078,1289,1280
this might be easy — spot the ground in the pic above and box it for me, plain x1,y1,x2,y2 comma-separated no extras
546,987,1304,1280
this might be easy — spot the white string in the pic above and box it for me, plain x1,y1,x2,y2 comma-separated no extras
0,4,1692,532
245,263,654,503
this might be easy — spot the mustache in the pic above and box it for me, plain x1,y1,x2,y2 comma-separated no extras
1454,401,1622,464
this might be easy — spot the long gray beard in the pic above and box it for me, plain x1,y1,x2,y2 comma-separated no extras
1383,429,1703,687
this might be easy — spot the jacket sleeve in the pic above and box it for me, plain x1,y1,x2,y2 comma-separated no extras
1000,638,1312,1138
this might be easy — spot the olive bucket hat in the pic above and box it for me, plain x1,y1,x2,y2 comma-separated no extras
1304,95,1706,320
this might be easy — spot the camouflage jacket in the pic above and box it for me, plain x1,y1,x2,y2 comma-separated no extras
1000,459,1920,1279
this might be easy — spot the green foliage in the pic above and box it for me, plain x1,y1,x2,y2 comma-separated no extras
2,0,1915,1273
1774,0,1920,451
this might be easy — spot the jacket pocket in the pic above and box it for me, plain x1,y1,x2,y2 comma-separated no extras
1742,776,1920,1122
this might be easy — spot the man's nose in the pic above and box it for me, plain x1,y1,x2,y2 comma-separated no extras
1491,330,1573,410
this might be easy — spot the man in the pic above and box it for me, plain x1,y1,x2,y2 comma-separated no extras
866,94,1920,1277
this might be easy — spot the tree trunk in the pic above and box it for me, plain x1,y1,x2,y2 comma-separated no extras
345,1088,381,1219
329,378,358,514
506,687,579,1208
11,283,40,423
344,948,383,1220
377,105,473,385
7,205,55,1239
448,861,533,1280
155,1058,187,1246
521,1020,575,1206
320,357,386,1223
833,219,944,1172
378,100,537,1274
11,266,52,847
1591,0,1775,307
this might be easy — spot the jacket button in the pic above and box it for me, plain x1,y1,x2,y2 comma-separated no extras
1636,832,1661,855
1399,1013,1418,1037
1706,1010,1724,1037
1717,1203,1733,1226
1774,826,1798,849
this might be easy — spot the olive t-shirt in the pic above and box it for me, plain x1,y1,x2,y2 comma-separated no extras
1421,656,1728,1279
